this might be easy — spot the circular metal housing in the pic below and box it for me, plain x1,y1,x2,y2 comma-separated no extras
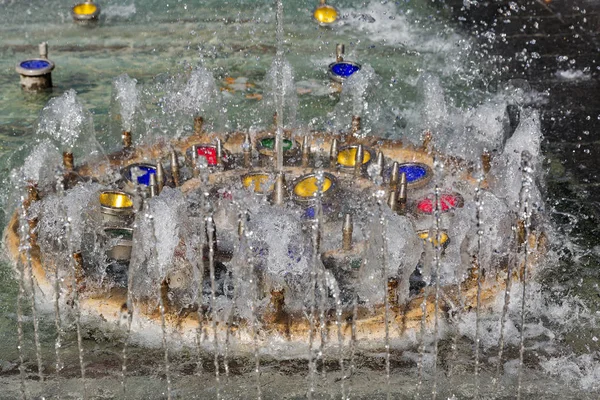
328,61,362,83
104,227,133,261
292,172,336,200
122,163,158,187
292,172,338,220
386,162,433,189
15,59,55,77
313,4,338,25
186,144,231,168
416,192,464,215
336,145,374,170
72,2,101,22
99,190,135,224
256,136,300,166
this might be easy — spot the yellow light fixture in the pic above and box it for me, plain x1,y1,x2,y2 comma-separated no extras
313,1,338,25
337,146,372,167
417,230,450,247
293,175,333,198
242,173,273,194
100,191,133,209
73,3,97,15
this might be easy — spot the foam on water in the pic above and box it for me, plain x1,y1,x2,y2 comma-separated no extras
102,2,137,20
556,69,591,81
339,1,464,55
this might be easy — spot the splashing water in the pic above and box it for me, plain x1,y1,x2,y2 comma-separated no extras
112,74,140,132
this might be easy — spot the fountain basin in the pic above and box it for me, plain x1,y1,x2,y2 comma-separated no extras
4,129,546,347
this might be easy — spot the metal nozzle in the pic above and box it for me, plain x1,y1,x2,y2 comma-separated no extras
216,138,223,166
389,161,399,191
336,44,345,62
342,213,353,251
156,161,165,193
73,251,84,286
398,172,407,213
387,189,398,212
330,138,339,167
375,151,384,176
149,173,158,197
170,150,180,187
243,134,252,168
351,115,361,136
190,145,199,177
301,135,310,167
421,131,432,152
481,149,491,174
274,135,283,170
63,152,74,171
354,144,364,177
272,172,287,205
24,182,40,208
39,42,48,59
122,131,132,149
206,216,217,253
238,215,245,239
193,116,204,135
387,278,398,307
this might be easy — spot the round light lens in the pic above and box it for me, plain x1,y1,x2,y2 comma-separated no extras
242,173,273,194
99,191,133,209
73,3,97,15
293,175,333,198
337,146,372,167
313,5,338,24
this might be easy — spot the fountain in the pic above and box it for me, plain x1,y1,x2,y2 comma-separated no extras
2,0,598,399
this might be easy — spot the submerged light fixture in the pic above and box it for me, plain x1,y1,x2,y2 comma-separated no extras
416,192,465,214
329,44,361,83
313,0,338,25
385,162,433,189
15,42,55,91
72,0,101,24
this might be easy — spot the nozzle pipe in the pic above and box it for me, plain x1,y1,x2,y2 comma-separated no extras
170,150,180,187
330,138,339,167
156,161,165,193
354,144,364,177
342,213,353,251
398,172,407,213
301,135,310,167
336,44,345,62
389,161,399,191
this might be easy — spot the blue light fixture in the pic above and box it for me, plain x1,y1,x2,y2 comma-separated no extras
15,43,55,90
328,44,361,83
